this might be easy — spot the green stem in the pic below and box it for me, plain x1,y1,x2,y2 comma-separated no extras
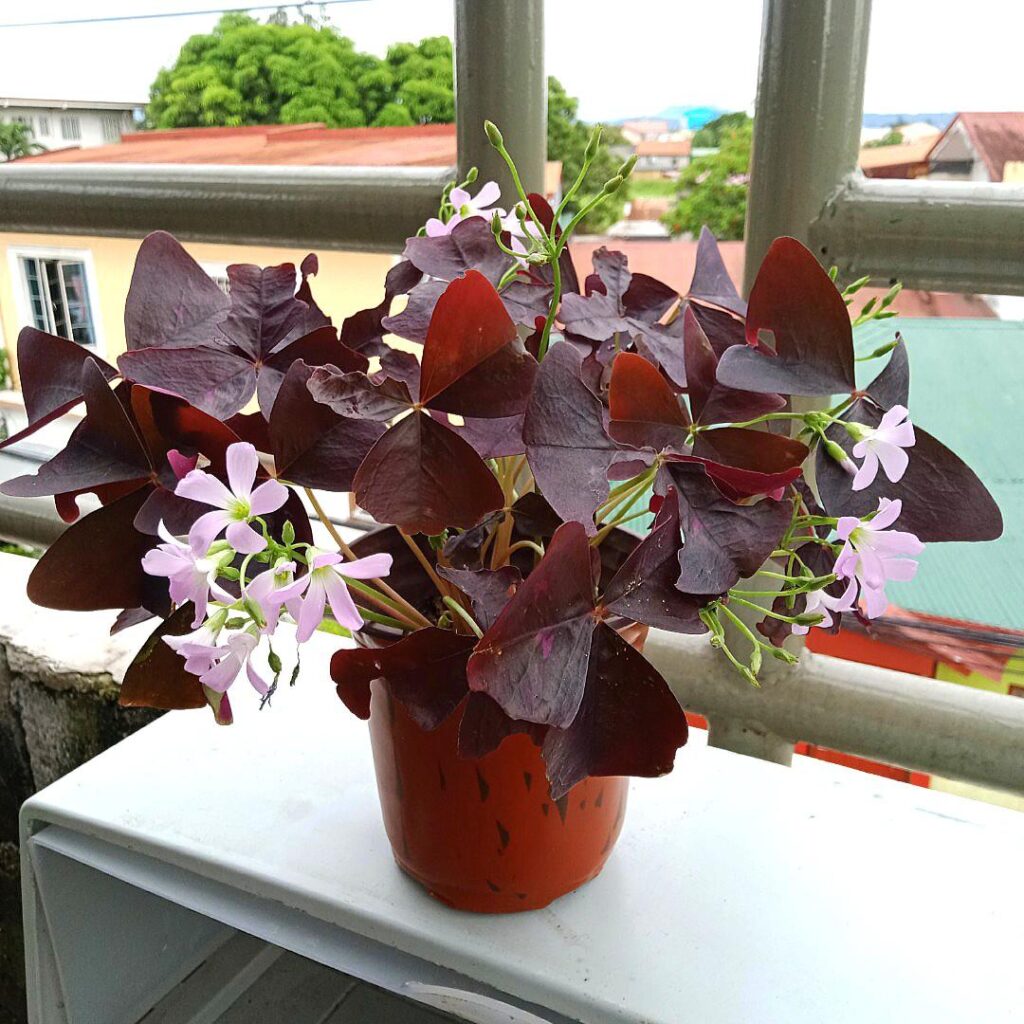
536,247,562,360
696,411,807,433
443,596,484,639
355,606,411,631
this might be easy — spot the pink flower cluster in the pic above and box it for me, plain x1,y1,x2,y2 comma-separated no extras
141,443,392,713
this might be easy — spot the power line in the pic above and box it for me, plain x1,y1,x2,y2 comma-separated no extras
0,0,368,30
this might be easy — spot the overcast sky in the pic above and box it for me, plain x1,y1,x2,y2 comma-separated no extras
0,0,1020,121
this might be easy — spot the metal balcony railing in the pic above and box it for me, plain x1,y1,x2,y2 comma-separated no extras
1,0,1022,794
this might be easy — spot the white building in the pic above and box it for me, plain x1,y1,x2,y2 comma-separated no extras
0,97,141,151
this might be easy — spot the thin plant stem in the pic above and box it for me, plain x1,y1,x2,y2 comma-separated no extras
537,250,562,360
354,605,411,631
398,529,454,606
506,539,545,559
303,487,431,628
443,596,484,639
344,578,419,631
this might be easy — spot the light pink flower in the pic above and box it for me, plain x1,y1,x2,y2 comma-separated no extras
850,406,915,491
141,521,233,627
425,180,503,236
834,498,923,618
286,549,394,642
166,628,269,695
791,577,857,635
175,442,288,554
245,560,306,634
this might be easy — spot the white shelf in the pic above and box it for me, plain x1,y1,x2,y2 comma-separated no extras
20,634,1024,1023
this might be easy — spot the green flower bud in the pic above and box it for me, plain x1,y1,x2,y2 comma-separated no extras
484,120,504,148
616,154,638,178
584,125,603,162
770,646,799,664
243,596,266,629
824,438,855,467
602,174,624,195
463,165,479,184
793,611,825,627
267,648,283,674
842,421,871,443
749,644,763,676
282,520,295,546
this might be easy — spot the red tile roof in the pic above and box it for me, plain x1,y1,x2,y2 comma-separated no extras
22,123,460,167
574,239,994,319
929,112,1024,182
635,139,692,158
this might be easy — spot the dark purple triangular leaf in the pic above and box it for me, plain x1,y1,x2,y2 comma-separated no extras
458,692,547,759
467,522,598,728
340,259,423,356
687,226,746,316
306,367,413,421
436,565,523,632
816,404,1002,542
0,328,118,451
523,342,621,534
352,411,504,535
541,623,688,798
119,603,207,710
671,464,792,594
219,262,308,360
2,360,152,501
602,489,706,632
124,231,230,351
269,361,385,491
403,217,511,283
864,335,909,409
331,628,474,729
716,237,856,396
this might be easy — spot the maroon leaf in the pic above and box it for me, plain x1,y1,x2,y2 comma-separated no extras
602,489,706,632
269,361,385,492
435,565,523,632
219,262,310,360
441,510,505,569
0,328,118,451
440,412,525,459
1,360,152,502
352,412,504,535
816,410,1002,543
467,522,599,728
403,217,511,284
340,260,423,356
523,343,621,533
716,237,856,396
559,248,684,385
687,226,746,316
294,253,333,336
607,351,691,454
458,692,547,760
542,623,687,799
681,427,808,499
257,326,368,416
687,301,746,357
683,306,784,425
382,278,444,344
26,487,169,614
331,629,475,729
670,464,792,594
418,270,534,418
124,231,230,351
119,603,206,711
118,344,256,421
307,368,413,421
864,334,909,409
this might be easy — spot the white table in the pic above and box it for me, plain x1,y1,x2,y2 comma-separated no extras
20,634,1024,1023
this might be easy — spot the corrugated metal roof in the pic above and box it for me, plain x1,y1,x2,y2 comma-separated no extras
853,318,1024,629
928,112,1024,181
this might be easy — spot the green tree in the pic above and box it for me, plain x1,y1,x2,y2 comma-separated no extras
547,76,627,233
0,122,44,161
663,121,752,241
691,111,751,148
864,128,904,148
147,15,454,129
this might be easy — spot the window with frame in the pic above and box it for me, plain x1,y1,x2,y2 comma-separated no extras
37,115,50,136
60,115,81,141
20,257,97,346
101,115,121,142
12,115,33,131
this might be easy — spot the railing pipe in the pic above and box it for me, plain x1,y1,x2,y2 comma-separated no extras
454,0,546,201
744,0,873,291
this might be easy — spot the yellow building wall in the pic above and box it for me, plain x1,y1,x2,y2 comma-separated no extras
0,232,397,387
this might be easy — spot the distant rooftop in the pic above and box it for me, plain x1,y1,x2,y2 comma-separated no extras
18,122,563,198
635,139,692,158
0,96,142,111
929,112,1024,181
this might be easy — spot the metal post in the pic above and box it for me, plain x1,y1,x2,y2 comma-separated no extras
744,0,873,292
454,0,546,201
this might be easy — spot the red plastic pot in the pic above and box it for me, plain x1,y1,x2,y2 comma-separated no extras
368,681,630,913
350,527,645,914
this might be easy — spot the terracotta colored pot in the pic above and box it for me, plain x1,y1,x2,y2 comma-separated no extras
368,682,630,913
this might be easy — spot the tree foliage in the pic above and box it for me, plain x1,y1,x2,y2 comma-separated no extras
864,128,904,149
0,123,44,161
663,122,752,241
547,76,627,233
148,18,622,229
692,111,751,148
147,14,453,129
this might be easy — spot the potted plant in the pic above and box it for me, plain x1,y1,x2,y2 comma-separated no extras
0,125,1001,913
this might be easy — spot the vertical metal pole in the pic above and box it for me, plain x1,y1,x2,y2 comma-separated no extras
743,0,873,293
454,0,546,201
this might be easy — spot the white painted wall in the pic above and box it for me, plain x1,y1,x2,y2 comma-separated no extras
0,104,136,151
